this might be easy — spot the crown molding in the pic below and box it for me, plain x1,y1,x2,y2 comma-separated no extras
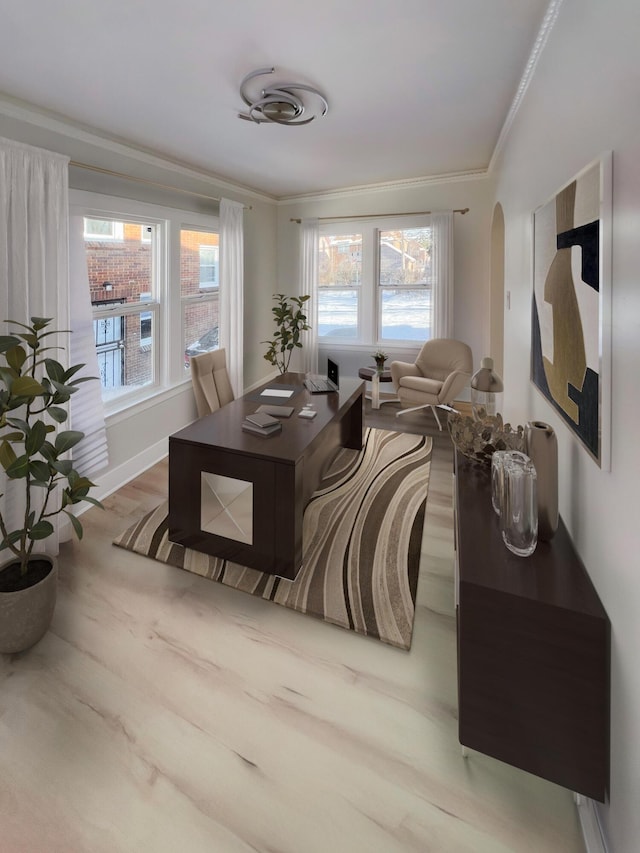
489,0,564,172
0,93,277,205
277,168,489,205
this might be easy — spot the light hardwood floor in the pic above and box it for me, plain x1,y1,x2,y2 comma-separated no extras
0,400,585,852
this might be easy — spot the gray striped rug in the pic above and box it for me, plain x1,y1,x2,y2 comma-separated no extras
114,428,432,650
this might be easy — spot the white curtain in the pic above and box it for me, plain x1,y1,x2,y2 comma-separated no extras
219,198,244,396
431,211,454,338
0,137,70,557
68,214,109,478
300,218,319,374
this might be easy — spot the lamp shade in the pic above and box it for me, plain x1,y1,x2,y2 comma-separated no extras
470,356,503,418
471,357,503,393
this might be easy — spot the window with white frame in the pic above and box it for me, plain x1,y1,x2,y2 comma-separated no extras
72,190,220,410
377,225,431,341
83,214,160,403
318,233,362,339
318,217,433,345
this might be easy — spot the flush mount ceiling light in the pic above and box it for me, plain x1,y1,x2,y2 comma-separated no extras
238,67,328,126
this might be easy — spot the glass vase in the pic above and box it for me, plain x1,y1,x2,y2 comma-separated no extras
501,454,538,557
491,450,507,515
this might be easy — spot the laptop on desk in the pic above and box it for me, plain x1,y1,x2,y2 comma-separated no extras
304,357,339,393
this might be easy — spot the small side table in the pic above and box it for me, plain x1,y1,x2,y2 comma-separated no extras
358,367,399,410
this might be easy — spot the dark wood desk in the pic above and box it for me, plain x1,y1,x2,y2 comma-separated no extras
454,450,610,801
168,374,364,580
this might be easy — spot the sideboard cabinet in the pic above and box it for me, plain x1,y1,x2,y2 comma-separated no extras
454,451,610,802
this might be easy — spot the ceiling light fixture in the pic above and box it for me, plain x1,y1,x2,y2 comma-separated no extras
238,67,328,126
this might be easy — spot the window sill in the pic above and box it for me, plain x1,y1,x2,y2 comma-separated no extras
105,379,192,428
317,341,421,354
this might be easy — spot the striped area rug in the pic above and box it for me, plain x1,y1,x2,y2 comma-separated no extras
114,428,432,650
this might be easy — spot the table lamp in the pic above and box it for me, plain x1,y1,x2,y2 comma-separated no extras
470,356,503,420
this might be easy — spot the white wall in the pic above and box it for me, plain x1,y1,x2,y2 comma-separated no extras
276,175,496,375
492,2,640,849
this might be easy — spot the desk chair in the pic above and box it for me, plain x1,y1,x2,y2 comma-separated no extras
190,348,235,417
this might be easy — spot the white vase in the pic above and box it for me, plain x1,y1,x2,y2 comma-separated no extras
524,421,558,541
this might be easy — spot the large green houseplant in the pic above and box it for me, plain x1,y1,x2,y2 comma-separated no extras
0,316,102,653
262,293,311,374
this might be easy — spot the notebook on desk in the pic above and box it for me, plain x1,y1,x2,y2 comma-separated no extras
304,358,339,394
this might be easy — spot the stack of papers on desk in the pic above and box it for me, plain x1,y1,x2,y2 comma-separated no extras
260,388,295,399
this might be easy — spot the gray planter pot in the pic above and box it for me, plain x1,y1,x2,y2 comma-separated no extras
0,555,58,654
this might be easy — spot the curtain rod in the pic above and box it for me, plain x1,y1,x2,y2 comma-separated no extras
69,161,252,209
290,207,468,223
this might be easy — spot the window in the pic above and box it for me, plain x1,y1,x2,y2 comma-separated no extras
73,190,220,410
94,300,125,389
84,215,159,403
84,218,124,241
181,229,220,370
199,245,219,288
318,233,361,339
139,292,152,348
378,226,431,341
318,217,432,345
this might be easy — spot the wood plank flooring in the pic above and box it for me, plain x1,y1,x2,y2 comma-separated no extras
0,400,585,852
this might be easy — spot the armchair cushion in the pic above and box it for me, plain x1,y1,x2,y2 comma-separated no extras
390,360,421,385
400,376,443,396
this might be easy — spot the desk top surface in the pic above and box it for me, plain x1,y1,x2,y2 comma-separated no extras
170,373,363,464
358,367,393,382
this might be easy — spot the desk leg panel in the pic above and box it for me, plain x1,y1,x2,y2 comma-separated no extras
168,439,277,572
342,390,364,450
273,462,304,580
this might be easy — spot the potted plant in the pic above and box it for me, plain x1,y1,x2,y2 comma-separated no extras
0,316,103,654
372,350,388,371
262,293,311,374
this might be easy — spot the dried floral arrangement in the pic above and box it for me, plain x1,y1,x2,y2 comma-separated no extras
447,409,525,465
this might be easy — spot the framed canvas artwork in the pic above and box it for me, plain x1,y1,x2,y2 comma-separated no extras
531,153,612,469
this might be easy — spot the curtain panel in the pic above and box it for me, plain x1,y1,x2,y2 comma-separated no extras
431,211,454,339
300,218,319,374
219,198,244,396
68,214,109,478
0,136,70,557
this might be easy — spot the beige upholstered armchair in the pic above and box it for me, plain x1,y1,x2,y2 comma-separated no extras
390,338,473,429
190,348,235,417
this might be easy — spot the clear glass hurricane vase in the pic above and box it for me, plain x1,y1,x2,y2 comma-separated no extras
500,455,538,557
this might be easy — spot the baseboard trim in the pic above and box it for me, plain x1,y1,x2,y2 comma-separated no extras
84,437,168,508
576,795,608,853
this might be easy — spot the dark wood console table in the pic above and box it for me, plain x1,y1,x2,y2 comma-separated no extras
168,374,364,581
454,450,610,801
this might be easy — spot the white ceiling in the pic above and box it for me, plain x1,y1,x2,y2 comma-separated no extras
0,1,551,199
